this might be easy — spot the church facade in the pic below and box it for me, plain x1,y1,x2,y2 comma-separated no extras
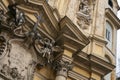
0,0,119,80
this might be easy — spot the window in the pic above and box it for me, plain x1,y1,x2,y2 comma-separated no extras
108,0,113,8
106,22,112,49
106,29,110,41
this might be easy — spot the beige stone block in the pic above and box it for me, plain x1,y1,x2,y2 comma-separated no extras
91,72,101,80
33,75,42,80
73,66,90,78
63,50,73,57
93,44,104,57
2,0,9,7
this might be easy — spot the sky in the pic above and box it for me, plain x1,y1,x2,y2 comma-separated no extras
116,0,120,73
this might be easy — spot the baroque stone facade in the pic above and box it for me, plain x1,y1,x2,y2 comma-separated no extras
0,0,119,80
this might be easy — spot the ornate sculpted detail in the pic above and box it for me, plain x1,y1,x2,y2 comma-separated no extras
77,0,91,29
79,0,90,15
0,5,62,68
15,8,25,26
53,59,73,71
0,36,10,59
23,14,63,65
6,4,25,27
0,64,25,80
1,64,10,76
0,4,26,34
35,38,62,64
0,10,6,24
0,36,6,56
24,14,43,48
53,59,73,77
28,60,37,80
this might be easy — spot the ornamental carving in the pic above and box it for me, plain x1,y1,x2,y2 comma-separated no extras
1,64,25,80
79,0,90,15
0,0,91,80
0,39,36,80
0,36,10,59
34,38,62,64
0,4,26,30
53,60,73,71
77,0,91,29
0,36,6,56
0,3,63,68
53,59,73,77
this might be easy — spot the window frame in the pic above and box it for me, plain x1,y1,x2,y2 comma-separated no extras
105,21,113,50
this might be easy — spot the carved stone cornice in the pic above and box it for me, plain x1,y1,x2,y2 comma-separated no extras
89,54,115,75
89,35,108,45
74,52,115,76
68,71,89,80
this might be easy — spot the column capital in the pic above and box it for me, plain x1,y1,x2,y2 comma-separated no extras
53,55,73,78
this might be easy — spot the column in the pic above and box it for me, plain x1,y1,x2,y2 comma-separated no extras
55,67,67,80
54,58,73,80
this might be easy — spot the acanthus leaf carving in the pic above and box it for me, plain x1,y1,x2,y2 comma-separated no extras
52,59,73,78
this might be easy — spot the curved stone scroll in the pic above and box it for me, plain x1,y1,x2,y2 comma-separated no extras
0,36,10,60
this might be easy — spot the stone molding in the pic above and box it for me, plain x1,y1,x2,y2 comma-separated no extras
68,71,89,80
74,51,115,76
105,8,120,29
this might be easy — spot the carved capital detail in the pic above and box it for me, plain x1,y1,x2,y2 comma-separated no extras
53,56,73,77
